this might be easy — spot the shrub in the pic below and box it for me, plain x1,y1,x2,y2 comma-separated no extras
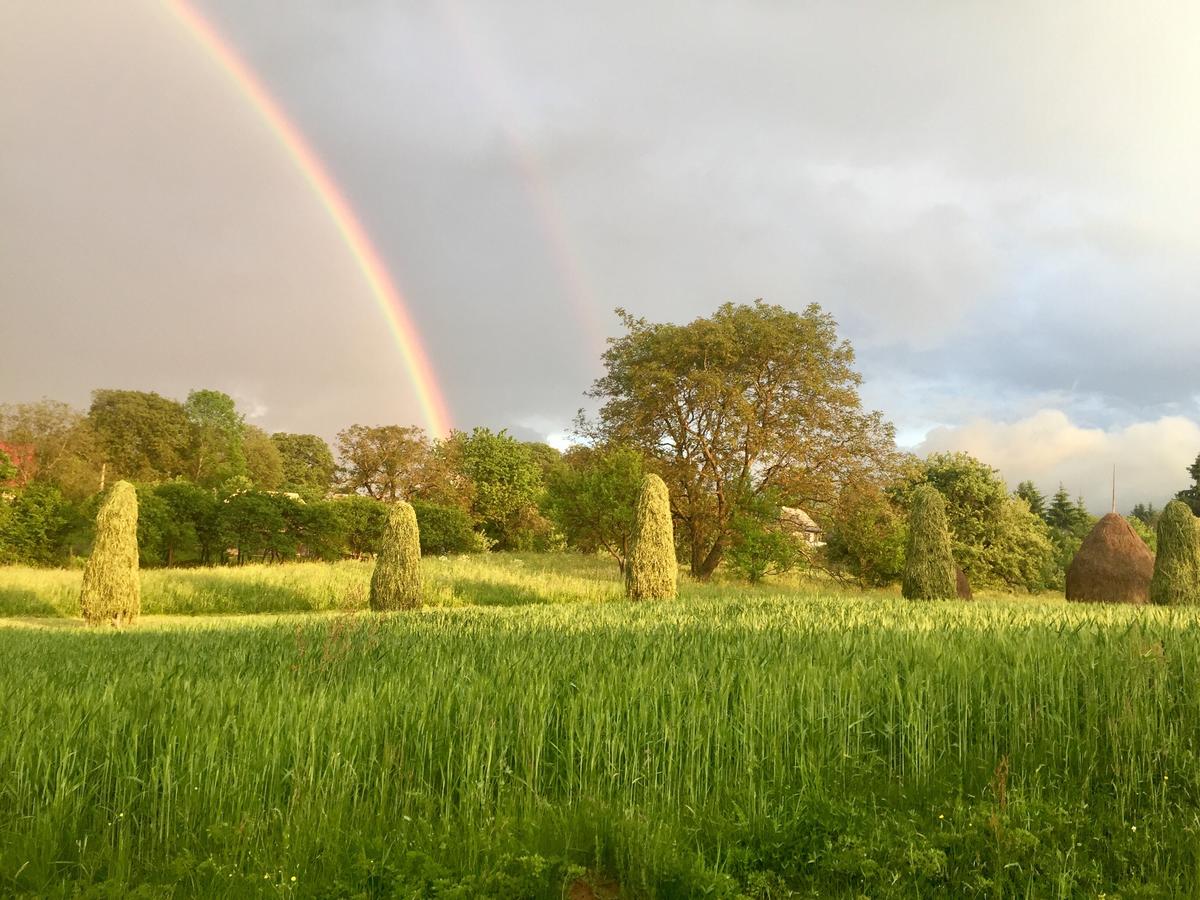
625,474,677,600
79,481,140,624
1150,500,1200,606
369,501,423,610
902,485,956,600
413,500,487,554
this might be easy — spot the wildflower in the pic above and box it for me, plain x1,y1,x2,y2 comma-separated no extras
291,876,297,882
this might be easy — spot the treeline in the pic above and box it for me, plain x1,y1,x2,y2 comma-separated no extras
4,301,1200,590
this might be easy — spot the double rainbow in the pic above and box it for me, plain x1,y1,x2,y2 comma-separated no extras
167,1,452,438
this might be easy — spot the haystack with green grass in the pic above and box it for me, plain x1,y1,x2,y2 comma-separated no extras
902,485,956,600
1150,500,1200,605
369,500,423,610
79,480,140,625
625,473,677,600
1066,512,1154,604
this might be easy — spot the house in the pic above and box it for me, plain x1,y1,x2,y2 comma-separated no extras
780,506,825,547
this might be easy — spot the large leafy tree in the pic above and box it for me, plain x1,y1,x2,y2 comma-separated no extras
586,301,895,577
336,424,438,501
546,444,644,571
0,399,101,497
272,433,336,496
88,389,192,483
183,390,246,487
449,427,550,550
242,425,283,490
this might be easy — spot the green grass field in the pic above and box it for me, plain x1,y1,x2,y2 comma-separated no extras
3,555,1200,897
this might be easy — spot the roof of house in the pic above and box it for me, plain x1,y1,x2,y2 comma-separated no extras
780,506,821,532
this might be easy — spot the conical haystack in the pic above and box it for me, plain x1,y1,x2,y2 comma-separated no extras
1066,512,1154,604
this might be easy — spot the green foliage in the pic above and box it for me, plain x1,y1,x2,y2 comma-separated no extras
241,424,283,489
0,447,16,484
625,474,677,600
1178,453,1200,515
0,482,72,565
1131,501,1161,528
0,399,102,499
79,481,140,624
1126,514,1157,553
330,495,388,557
271,432,336,497
587,300,896,578
219,491,295,563
545,444,644,570
453,428,550,550
725,494,805,583
902,485,956,600
336,424,434,501
369,501,423,610
183,390,246,487
88,389,192,482
153,480,219,565
1014,481,1046,519
1151,500,1200,605
824,481,907,586
412,500,487,555
899,453,1055,592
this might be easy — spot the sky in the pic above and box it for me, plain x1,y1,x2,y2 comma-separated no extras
2,1,1199,512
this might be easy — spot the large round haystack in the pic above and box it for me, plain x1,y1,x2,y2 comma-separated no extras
1150,500,1200,606
80,481,140,625
369,501,423,610
902,485,956,600
625,474,677,600
1066,512,1154,604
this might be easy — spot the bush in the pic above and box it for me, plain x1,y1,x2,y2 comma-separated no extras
824,483,907,587
726,502,805,583
1151,500,1200,606
625,474,677,600
80,481,140,624
369,501,423,610
902,485,956,600
413,500,487,554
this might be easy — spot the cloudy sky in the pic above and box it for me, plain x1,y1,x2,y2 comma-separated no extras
3,1,1199,511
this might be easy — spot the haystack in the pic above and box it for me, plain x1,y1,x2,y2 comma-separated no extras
955,565,973,600
1066,512,1154,604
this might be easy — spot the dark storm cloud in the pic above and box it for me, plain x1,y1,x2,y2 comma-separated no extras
3,1,1199,502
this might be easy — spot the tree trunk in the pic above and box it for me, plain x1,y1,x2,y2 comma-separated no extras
695,536,726,579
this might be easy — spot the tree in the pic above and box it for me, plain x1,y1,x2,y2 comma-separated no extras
242,425,284,490
88,390,191,483
896,453,1054,592
152,481,219,566
336,424,436,501
1045,485,1088,532
0,399,101,498
1014,481,1046,520
0,447,16,485
183,390,245,487
331,496,388,558
218,491,296,563
1150,500,1200,605
451,427,550,550
1131,502,1160,528
824,481,907,587
586,301,895,578
0,482,72,565
902,485,956,600
411,500,486,555
546,444,644,571
726,493,805,583
272,433,336,497
1177,453,1200,515
80,481,140,624
625,474,677,600
369,501,423,610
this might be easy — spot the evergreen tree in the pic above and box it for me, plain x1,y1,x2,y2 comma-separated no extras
369,501,423,610
1151,500,1200,605
1045,485,1078,531
1177,453,1200,515
80,481,140,624
1014,481,1047,520
625,474,677,600
902,485,956,600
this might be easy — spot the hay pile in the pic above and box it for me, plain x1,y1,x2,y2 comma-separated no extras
1066,512,1154,604
80,480,140,625
626,474,677,600
902,485,957,600
369,501,423,610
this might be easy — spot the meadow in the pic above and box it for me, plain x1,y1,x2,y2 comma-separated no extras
3,555,1200,897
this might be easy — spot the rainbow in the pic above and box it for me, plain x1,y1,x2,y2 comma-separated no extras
166,0,452,438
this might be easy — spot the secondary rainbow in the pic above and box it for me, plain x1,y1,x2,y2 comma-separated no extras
166,0,452,438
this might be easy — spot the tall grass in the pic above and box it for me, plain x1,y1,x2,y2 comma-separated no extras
1,556,1198,895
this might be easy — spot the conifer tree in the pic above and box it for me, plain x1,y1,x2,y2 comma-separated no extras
625,474,677,600
1151,500,1200,605
80,480,140,624
902,485,956,600
369,500,423,610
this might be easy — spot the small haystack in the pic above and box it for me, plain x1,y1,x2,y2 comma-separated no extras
956,565,973,600
1066,512,1154,604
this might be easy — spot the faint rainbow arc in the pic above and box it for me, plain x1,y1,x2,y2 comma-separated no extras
166,0,452,438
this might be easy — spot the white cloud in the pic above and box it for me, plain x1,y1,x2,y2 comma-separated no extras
917,410,1200,514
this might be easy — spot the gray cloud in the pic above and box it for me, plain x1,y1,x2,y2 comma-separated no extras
2,0,1199,497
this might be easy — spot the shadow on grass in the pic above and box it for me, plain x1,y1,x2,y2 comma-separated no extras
0,589,71,618
446,579,553,607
